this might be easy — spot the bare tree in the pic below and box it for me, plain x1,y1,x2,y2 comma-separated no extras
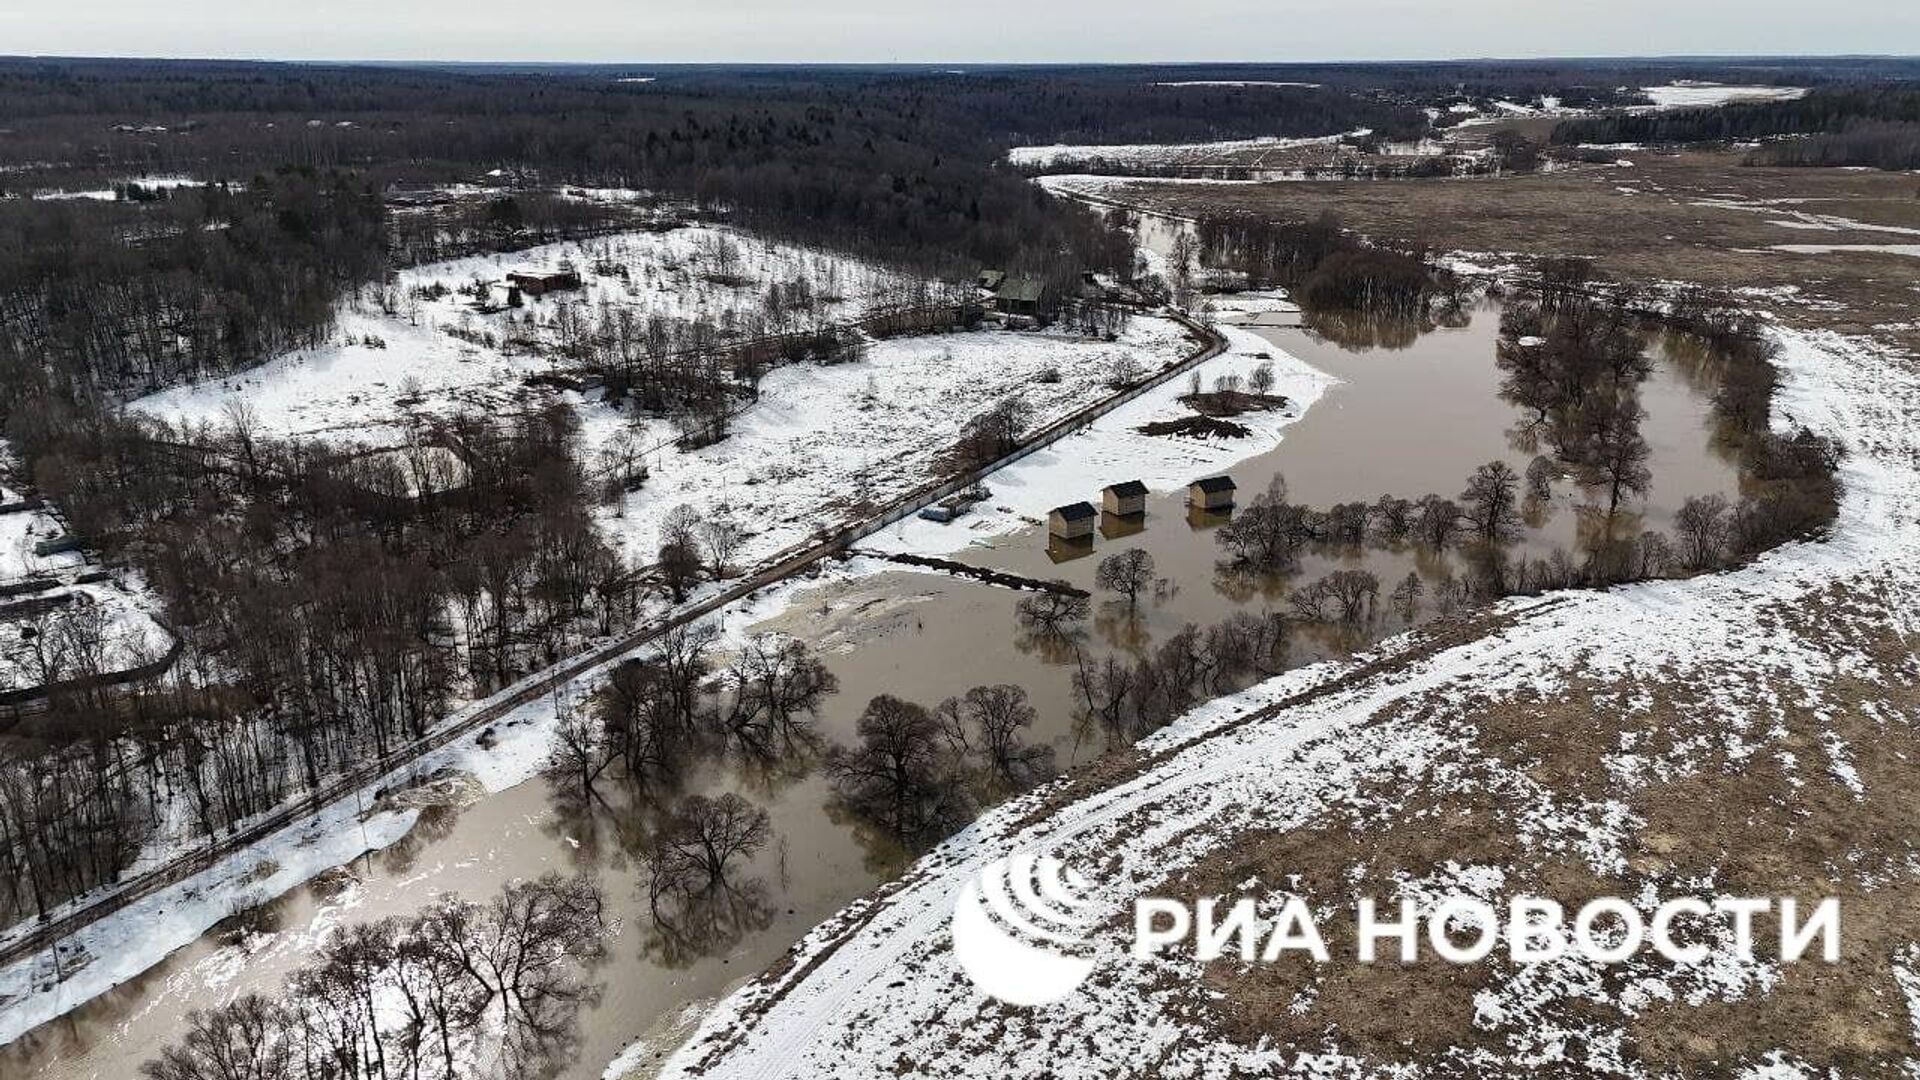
1094,549,1157,613
1389,572,1424,620
647,793,772,897
140,995,293,1080
1249,361,1276,396
1370,495,1415,542
1460,460,1523,544
935,685,1055,790
1073,653,1137,742
699,517,744,579
825,695,969,841
1675,494,1731,570
543,691,617,804
658,503,706,602
1525,454,1557,502
1414,494,1463,549
1015,587,1090,639
714,634,838,757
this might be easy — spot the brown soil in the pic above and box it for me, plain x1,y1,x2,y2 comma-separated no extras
1102,149,1920,351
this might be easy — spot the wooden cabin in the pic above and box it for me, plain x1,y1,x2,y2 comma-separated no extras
1102,480,1148,517
996,277,1048,319
506,268,582,297
1047,501,1097,540
1187,475,1236,511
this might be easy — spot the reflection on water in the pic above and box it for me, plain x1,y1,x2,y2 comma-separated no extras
1186,505,1234,531
7,301,1749,1080
1046,535,1097,563
1098,511,1146,540
1300,307,1435,351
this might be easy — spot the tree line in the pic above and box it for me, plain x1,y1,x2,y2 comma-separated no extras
140,874,607,1080
1550,86,1920,170
0,403,637,926
1189,213,1458,319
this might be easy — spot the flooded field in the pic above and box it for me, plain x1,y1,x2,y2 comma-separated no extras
4,302,1746,1080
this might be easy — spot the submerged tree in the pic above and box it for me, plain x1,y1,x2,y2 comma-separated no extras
936,684,1056,791
1094,548,1158,613
1460,460,1524,544
646,793,773,898
825,694,971,843
713,634,838,758
1016,587,1090,639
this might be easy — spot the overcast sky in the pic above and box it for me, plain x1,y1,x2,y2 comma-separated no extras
1,0,1913,64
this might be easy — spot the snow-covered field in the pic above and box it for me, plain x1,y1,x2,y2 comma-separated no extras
655,305,1920,1076
1638,82,1808,110
129,219,1204,573
1691,197,1920,240
0,490,173,695
136,220,1207,575
1154,80,1322,89
30,177,214,201
132,224,924,447
1772,243,1920,259
583,316,1197,569
0,502,80,582
1008,132,1354,171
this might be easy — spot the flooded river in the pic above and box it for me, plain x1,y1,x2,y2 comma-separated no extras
3,302,1744,1080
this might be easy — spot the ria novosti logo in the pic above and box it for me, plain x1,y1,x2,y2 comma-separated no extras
950,852,1100,1006
950,852,1841,1006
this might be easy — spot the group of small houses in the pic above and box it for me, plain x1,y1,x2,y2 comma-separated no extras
1045,475,1236,541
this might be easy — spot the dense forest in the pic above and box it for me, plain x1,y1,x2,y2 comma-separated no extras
1551,85,1920,169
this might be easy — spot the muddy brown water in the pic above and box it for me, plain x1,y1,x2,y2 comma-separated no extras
3,304,1743,1080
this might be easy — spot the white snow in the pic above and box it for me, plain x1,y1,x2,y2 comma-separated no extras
1153,81,1322,89
1771,243,1920,259
584,317,1196,570
131,224,928,447
0,490,173,694
1008,132,1353,170
1037,174,1265,199
0,503,80,582
32,177,215,201
1639,83,1808,110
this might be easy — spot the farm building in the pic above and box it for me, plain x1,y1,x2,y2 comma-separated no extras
1187,475,1236,510
506,268,582,296
1102,480,1148,517
977,268,1006,293
995,277,1048,319
1048,501,1097,540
